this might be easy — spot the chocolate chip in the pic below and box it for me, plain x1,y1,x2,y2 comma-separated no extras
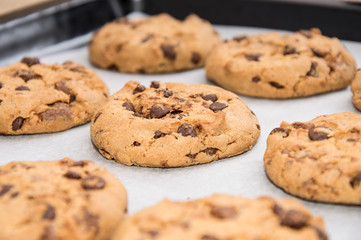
12,117,25,131
191,52,201,64
107,64,118,71
312,48,327,58
163,90,173,98
269,81,284,89
306,62,318,77
133,84,146,94
186,153,198,159
39,103,72,121
177,123,197,137
142,34,154,43
21,57,40,67
299,29,313,38
202,94,218,102
210,206,237,219
350,172,361,188
201,148,219,156
201,235,220,240
256,124,260,130
83,208,99,233
55,80,71,94
14,69,40,82
15,86,30,91
210,102,228,113
312,225,328,240
123,102,135,112
93,112,102,123
347,138,357,142
283,45,297,55
42,205,56,220
171,110,183,115
0,82,2,89
0,184,13,197
40,225,56,240
72,161,87,167
245,53,261,61
133,141,141,146
308,127,329,141
252,76,260,83
292,122,315,130
81,175,106,190
160,44,176,60
10,192,19,198
69,94,76,103
150,81,160,88
273,204,309,229
0,100,2,105
148,230,159,237
270,127,289,138
233,35,247,42
150,104,170,118
64,170,82,179
154,130,166,139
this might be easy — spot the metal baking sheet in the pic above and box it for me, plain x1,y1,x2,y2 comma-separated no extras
1,13,361,240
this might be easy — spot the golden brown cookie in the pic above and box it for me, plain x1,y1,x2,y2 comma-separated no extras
206,28,356,98
351,69,361,111
0,57,109,135
89,13,221,73
91,81,260,167
111,194,327,240
264,112,361,204
0,158,127,240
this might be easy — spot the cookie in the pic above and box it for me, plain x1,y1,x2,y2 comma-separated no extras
111,194,327,240
91,81,260,167
351,69,361,111
206,28,356,98
0,157,127,240
0,57,109,134
264,112,361,204
89,13,221,73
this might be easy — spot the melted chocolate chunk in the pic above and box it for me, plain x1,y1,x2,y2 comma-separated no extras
308,127,329,141
39,103,72,121
292,122,315,130
191,52,201,64
63,170,82,179
163,89,173,98
186,153,198,159
42,205,56,220
12,117,25,131
0,82,2,89
306,62,318,77
273,204,309,229
252,76,260,83
107,64,118,71
0,184,13,197
350,172,361,188
201,148,219,156
233,35,247,42
245,53,261,62
55,80,71,94
14,69,40,82
312,48,327,58
210,102,228,113
150,81,160,88
72,161,87,167
210,206,237,219
270,127,289,138
269,81,284,89
123,102,135,112
133,141,141,146
150,104,170,118
81,175,106,190
142,34,154,43
133,84,146,94
160,44,176,60
21,57,40,67
93,112,102,123
154,130,166,139
283,45,297,55
202,94,218,102
177,123,197,137
69,94,76,103
15,86,30,91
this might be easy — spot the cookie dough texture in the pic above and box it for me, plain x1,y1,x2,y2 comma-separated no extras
0,158,127,240
264,112,361,204
89,13,221,73
206,28,356,98
111,194,327,240
91,81,260,167
351,69,361,111
0,57,109,135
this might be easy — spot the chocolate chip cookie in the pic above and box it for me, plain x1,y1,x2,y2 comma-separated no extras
264,112,361,204
206,28,356,98
0,158,127,240
89,13,221,73
351,69,361,111
91,81,260,167
111,194,327,240
0,57,109,134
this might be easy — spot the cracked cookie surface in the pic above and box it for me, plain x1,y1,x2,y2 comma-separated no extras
111,194,327,240
264,112,361,204
206,28,356,98
90,81,260,167
0,158,127,240
0,57,109,134
89,13,221,73
351,69,361,111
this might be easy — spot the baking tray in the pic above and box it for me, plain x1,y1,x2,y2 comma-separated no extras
1,13,361,240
